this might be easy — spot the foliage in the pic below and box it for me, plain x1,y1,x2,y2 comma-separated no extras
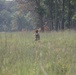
0,0,35,31
0,0,76,31
36,6,45,16
72,12,76,20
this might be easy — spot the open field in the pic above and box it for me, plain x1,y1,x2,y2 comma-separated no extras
0,31,76,75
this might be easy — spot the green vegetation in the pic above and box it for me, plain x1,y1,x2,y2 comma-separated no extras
0,0,76,31
0,31,76,75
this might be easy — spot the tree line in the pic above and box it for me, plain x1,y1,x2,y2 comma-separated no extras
0,0,76,31
0,0,34,31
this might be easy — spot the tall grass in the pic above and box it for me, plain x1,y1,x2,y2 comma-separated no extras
0,31,76,75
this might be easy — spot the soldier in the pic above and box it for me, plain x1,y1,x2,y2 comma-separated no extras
34,29,40,41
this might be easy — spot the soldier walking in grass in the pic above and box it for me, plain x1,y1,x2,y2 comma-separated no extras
34,29,40,41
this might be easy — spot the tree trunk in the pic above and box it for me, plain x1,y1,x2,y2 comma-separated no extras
39,15,44,31
61,0,65,30
35,0,44,31
48,0,53,30
67,0,71,29
17,16,22,31
55,0,58,31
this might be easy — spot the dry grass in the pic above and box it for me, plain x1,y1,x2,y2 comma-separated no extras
0,31,76,75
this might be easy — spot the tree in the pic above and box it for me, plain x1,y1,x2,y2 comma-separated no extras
0,0,76,31
55,0,58,31
0,0,5,11
16,0,45,31
36,5,45,31
61,0,65,30
67,0,71,29
44,0,53,30
0,9,12,31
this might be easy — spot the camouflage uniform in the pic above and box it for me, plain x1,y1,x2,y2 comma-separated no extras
35,30,40,41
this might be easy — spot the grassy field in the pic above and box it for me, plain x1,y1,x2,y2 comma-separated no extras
0,31,76,75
